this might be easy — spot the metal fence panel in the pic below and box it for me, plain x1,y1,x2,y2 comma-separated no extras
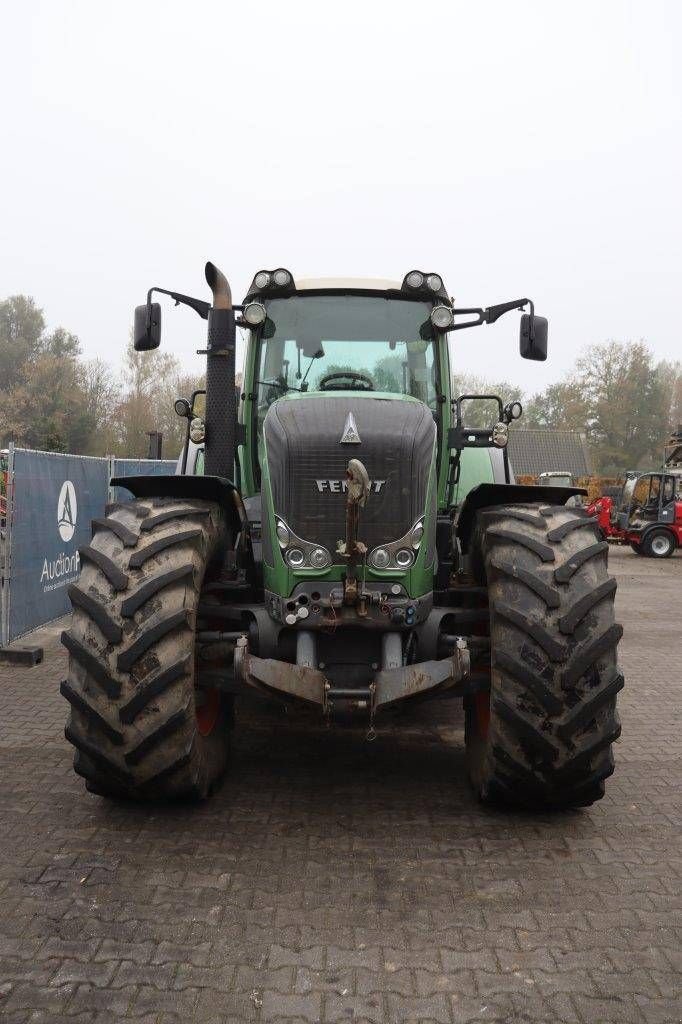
7,448,110,642
109,458,177,502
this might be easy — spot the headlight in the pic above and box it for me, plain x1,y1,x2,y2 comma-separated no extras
276,519,332,569
285,548,305,568
430,305,454,331
426,273,442,292
370,547,390,569
405,270,424,289
411,522,424,548
309,547,331,569
189,417,205,444
369,517,425,571
276,520,290,548
254,271,271,290
492,422,509,448
243,301,267,326
273,269,291,287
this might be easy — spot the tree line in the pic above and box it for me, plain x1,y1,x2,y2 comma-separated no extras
0,295,203,458
1,294,680,473
453,342,680,474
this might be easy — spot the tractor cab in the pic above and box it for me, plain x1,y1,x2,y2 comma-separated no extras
618,472,678,527
237,275,448,500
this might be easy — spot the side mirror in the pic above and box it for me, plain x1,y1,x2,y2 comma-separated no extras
191,391,206,418
134,302,162,351
297,337,325,359
520,314,548,361
174,398,192,419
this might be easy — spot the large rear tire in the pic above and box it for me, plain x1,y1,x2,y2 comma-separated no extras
465,503,623,810
61,498,232,801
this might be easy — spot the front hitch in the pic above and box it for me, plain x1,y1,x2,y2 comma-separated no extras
336,458,370,605
233,634,471,718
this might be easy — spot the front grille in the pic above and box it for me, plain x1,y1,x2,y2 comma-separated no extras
264,395,435,556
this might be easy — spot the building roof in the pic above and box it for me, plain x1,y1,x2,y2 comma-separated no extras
508,428,592,478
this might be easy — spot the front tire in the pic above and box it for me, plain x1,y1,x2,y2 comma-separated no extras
642,528,675,558
61,498,232,801
466,503,623,810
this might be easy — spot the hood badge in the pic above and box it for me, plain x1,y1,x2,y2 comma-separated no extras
340,411,361,444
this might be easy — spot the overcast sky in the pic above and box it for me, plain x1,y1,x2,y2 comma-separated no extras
2,0,681,393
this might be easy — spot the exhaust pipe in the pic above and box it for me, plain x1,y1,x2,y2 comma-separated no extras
203,261,236,479
205,261,232,310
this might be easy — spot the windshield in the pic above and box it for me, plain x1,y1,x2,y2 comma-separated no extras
255,295,438,425
621,474,676,515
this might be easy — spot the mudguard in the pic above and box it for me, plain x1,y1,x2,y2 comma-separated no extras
456,482,587,552
109,474,247,537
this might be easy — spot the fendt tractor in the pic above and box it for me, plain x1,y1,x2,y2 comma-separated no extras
61,265,624,809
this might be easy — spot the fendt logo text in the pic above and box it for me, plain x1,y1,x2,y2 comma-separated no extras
57,480,77,542
316,479,386,494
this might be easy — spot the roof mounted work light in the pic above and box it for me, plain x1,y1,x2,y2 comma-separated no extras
402,269,449,301
247,267,295,298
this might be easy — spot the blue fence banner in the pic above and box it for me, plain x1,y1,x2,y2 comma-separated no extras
110,458,176,502
5,448,110,643
0,448,180,645
1,445,13,646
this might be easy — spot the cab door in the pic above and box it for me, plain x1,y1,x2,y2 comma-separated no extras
659,474,676,523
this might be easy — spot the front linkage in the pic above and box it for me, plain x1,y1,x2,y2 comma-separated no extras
234,454,471,724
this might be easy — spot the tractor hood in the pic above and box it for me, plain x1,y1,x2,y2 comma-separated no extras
263,393,436,562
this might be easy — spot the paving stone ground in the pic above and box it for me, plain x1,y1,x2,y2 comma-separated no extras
0,545,680,1023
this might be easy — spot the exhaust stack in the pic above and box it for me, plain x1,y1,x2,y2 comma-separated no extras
203,261,236,479
205,261,232,310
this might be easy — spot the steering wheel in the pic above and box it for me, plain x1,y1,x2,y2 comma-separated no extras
319,371,375,391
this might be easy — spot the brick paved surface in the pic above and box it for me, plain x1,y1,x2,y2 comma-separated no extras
0,546,680,1023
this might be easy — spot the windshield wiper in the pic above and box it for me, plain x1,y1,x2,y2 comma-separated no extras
299,357,317,391
256,379,301,394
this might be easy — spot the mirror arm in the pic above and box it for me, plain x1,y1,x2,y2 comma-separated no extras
483,297,533,327
445,307,486,332
144,287,245,336
444,298,535,337
146,287,210,323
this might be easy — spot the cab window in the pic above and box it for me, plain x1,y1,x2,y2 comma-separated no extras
253,295,438,436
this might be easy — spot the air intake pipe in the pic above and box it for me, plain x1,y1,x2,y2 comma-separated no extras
203,262,236,480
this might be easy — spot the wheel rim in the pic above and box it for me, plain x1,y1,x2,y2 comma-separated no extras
651,535,671,555
195,687,221,736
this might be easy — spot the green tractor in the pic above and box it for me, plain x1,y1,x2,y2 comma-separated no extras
61,264,623,808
